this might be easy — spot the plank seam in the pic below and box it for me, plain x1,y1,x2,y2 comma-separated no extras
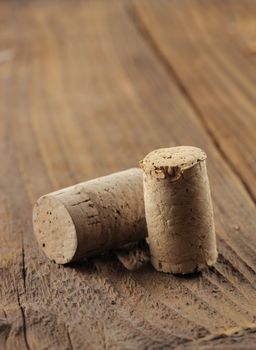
128,5,256,205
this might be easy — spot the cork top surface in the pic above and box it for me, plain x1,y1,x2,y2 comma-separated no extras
140,146,207,179
33,195,78,264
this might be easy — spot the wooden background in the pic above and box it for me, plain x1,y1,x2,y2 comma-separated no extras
1,0,256,349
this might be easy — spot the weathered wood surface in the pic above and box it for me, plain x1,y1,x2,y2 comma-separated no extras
0,0,256,349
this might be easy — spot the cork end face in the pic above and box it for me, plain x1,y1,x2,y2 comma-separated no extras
141,146,207,179
33,195,78,264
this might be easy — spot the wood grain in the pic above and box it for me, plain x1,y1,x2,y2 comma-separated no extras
133,0,256,202
0,1,256,349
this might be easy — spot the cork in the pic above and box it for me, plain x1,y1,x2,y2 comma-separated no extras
140,146,217,274
33,168,146,264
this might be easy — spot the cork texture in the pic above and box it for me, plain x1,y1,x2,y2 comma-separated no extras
33,168,147,264
141,146,217,274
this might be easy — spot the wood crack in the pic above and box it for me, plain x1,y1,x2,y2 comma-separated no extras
197,323,256,345
66,325,74,350
21,238,26,293
3,309,7,319
0,317,12,345
16,289,31,350
128,5,256,205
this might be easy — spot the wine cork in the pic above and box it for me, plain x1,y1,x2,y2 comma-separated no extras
140,146,217,274
33,168,146,264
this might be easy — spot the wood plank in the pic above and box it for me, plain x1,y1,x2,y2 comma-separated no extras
133,0,256,202
0,1,255,349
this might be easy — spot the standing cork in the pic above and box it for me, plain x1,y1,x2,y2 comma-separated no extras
33,168,146,264
140,146,217,274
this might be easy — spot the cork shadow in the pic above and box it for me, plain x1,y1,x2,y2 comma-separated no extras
174,271,202,280
63,239,150,274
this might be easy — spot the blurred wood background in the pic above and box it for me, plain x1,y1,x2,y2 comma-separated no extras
1,0,256,349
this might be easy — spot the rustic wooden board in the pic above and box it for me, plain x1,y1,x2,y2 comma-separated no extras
0,1,256,349
133,0,256,202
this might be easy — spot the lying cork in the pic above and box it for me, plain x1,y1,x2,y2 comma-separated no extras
140,146,217,274
33,168,146,264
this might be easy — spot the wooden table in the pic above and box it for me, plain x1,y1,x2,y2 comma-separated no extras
1,1,256,349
